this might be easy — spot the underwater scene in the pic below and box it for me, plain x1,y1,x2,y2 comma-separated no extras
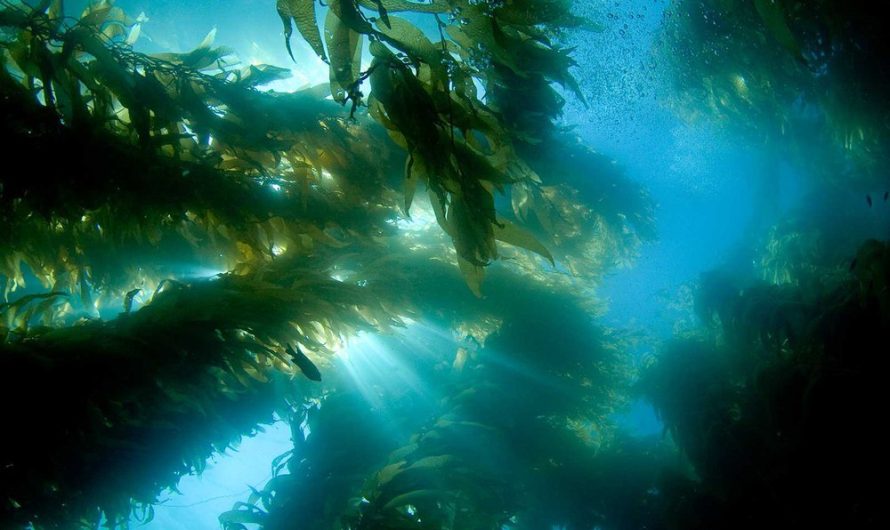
1,0,888,528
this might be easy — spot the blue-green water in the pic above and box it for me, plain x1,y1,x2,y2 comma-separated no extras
2,1,889,529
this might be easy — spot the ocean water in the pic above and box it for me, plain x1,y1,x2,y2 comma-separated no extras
2,1,889,529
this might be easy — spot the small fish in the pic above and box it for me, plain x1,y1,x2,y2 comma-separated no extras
123,288,141,314
849,258,857,272
884,191,888,202
286,343,322,381
866,194,872,207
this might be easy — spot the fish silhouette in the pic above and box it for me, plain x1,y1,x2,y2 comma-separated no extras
286,343,322,381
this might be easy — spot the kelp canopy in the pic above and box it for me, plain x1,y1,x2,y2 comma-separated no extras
0,0,652,528
2,1,888,529
641,1,890,528
636,239,890,529
657,0,890,188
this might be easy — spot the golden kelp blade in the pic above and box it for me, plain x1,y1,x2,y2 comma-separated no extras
457,255,485,298
494,220,555,265
357,0,449,15
325,7,363,103
277,0,328,63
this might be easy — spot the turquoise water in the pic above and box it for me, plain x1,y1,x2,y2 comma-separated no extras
132,2,765,527
3,1,889,529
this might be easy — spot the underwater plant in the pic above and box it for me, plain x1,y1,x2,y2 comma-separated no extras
0,1,654,528
219,257,641,530
4,1,883,529
657,0,890,189
640,239,890,529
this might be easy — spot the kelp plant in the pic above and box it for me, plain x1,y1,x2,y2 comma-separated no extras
1,1,653,529
220,251,641,529
639,238,890,529
657,0,890,191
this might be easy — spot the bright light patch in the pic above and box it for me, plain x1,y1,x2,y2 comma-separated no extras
271,244,286,256
334,324,451,410
731,74,749,98
238,32,331,93
396,198,438,232
141,420,292,530
180,266,227,279
329,331,367,362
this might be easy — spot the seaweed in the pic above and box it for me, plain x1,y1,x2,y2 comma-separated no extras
657,0,890,187
222,260,639,530
275,0,608,290
639,239,890,529
0,269,398,527
0,1,654,527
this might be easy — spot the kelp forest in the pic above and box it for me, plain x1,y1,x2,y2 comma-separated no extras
0,1,887,529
